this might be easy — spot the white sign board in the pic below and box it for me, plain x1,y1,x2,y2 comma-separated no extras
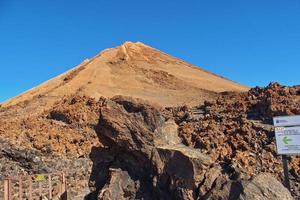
275,126,300,155
273,115,300,127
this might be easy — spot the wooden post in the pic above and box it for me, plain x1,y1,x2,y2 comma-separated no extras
48,174,52,200
4,179,9,200
4,178,12,200
60,173,67,200
19,177,23,200
28,176,33,200
39,181,42,198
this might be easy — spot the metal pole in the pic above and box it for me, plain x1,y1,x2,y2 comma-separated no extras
282,155,291,192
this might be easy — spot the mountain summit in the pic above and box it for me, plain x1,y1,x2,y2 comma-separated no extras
3,42,248,109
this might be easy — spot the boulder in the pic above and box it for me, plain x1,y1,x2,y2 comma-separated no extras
95,96,213,199
238,173,293,200
98,168,138,200
201,176,243,200
154,142,212,199
198,166,222,197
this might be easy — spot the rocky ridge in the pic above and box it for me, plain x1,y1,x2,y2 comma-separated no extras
0,83,299,199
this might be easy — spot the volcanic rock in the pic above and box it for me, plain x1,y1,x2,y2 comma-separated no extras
98,168,138,200
95,96,214,199
175,83,300,197
238,173,293,200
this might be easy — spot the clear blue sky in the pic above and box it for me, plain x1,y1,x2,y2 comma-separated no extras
1,0,300,103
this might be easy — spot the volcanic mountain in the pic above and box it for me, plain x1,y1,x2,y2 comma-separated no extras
2,42,248,110
0,43,298,199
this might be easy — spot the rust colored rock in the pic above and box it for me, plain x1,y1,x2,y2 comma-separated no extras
174,83,300,198
0,83,299,199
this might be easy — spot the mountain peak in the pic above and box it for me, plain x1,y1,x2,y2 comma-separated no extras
113,41,156,62
121,41,148,47
2,42,248,109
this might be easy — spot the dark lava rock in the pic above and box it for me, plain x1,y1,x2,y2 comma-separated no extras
98,168,138,200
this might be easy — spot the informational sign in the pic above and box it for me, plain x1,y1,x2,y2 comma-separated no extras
273,115,300,127
273,115,300,191
275,126,300,155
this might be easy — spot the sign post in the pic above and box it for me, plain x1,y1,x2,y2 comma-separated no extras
273,115,300,192
282,155,291,191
